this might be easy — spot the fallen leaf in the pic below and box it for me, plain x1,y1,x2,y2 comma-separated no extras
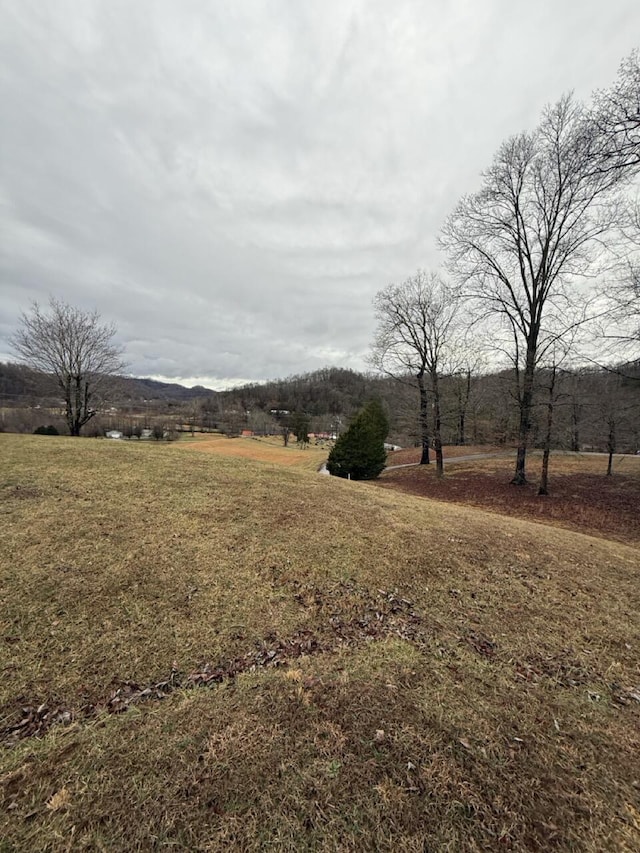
46,788,71,811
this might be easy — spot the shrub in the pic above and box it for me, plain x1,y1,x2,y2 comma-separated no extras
33,424,59,436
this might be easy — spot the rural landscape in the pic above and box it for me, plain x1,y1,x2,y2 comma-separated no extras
2,3,640,851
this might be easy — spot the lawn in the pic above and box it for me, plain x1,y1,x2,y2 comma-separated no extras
1,434,639,851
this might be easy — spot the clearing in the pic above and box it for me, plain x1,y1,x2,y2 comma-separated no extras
1,434,639,851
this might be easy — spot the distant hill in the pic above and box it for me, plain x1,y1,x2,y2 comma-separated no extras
0,362,214,405
215,367,382,417
115,376,214,402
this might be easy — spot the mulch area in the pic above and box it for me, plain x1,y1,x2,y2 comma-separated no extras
375,463,640,545
387,445,503,465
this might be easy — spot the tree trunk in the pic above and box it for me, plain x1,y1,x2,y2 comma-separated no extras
606,419,615,475
64,374,94,436
431,370,444,477
456,369,471,445
538,366,556,496
511,347,536,485
75,375,83,435
63,387,80,436
417,372,430,465
570,402,580,452
538,448,550,495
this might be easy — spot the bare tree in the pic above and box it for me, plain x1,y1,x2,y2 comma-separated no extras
558,368,589,452
11,298,125,436
587,50,640,362
444,352,485,446
591,49,640,176
370,271,463,477
593,370,639,474
608,204,640,351
441,94,627,484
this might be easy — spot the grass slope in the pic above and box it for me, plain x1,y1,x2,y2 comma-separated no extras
1,434,639,851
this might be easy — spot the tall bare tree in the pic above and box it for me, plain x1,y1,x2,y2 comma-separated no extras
608,202,640,352
441,94,627,484
11,298,125,436
586,51,640,361
591,49,640,176
370,271,462,477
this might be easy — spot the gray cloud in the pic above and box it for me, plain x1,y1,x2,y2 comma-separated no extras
1,0,638,387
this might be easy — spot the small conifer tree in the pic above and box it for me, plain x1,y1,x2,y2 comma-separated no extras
327,400,388,480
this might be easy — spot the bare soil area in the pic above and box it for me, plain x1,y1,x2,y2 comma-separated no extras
387,444,506,466
377,453,640,545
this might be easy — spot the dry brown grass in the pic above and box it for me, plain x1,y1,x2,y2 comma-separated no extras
176,432,329,470
1,434,639,851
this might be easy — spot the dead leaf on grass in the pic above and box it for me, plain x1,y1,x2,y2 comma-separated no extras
46,787,71,811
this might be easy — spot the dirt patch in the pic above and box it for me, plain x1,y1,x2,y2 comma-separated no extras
1,484,43,500
375,458,640,544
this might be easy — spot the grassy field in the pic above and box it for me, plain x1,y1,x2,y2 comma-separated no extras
176,433,330,471
1,434,639,851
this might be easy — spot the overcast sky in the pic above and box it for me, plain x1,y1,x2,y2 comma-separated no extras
1,1,638,388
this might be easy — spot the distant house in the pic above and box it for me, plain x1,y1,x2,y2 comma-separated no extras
241,429,254,437
105,430,123,440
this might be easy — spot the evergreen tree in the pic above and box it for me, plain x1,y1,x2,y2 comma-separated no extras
364,398,389,443
327,400,388,480
291,410,310,445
